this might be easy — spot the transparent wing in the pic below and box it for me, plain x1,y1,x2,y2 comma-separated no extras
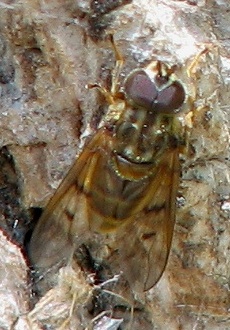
29,129,108,270
29,128,180,292
109,150,180,291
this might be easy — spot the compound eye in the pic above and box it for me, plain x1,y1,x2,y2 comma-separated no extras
124,70,158,109
155,80,185,113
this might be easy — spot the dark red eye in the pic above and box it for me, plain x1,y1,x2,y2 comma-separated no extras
124,68,186,114
155,81,185,113
124,70,158,110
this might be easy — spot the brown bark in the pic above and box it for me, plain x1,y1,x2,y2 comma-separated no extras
0,0,229,329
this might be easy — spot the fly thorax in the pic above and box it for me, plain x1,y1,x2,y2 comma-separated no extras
114,107,169,164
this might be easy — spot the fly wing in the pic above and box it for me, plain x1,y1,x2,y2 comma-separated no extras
108,149,180,292
29,128,180,293
29,128,111,270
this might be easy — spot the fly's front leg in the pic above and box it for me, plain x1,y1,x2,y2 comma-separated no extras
186,47,209,108
187,48,209,79
109,34,124,96
181,48,210,154
87,35,124,105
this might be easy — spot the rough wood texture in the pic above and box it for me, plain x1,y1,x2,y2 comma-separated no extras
0,0,229,329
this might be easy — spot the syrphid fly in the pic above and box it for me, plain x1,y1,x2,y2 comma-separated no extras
29,36,206,293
